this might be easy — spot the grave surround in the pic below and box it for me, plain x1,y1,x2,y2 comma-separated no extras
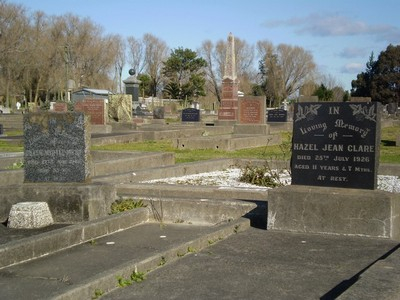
291,102,381,190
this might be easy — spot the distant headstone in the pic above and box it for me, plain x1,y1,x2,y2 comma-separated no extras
74,99,106,125
153,107,165,119
238,96,266,124
182,108,200,122
24,112,91,182
267,109,288,122
0,124,3,135
387,102,398,115
108,94,132,122
291,102,381,190
53,102,68,112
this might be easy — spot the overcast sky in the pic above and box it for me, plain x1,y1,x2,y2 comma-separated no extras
12,0,400,91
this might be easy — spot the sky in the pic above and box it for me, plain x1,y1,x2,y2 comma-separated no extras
10,0,400,91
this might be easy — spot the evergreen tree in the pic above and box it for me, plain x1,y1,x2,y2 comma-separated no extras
162,48,207,103
351,45,400,105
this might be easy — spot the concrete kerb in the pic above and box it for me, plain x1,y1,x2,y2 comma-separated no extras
52,217,250,300
0,208,150,269
267,185,400,241
0,197,256,270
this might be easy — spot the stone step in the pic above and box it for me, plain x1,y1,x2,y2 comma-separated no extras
0,203,251,300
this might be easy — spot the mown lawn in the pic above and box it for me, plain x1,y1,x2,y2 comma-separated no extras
1,127,399,164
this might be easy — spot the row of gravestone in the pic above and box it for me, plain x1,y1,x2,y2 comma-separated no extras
23,101,382,191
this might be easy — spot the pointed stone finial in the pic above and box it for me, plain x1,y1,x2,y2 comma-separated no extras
223,32,237,80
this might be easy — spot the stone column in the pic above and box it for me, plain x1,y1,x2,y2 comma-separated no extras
123,69,142,110
218,33,239,122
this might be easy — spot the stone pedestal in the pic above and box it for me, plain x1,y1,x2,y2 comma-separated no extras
8,202,54,228
267,185,400,240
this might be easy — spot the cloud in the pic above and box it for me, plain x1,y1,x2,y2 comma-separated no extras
263,13,399,43
339,47,367,58
341,63,364,74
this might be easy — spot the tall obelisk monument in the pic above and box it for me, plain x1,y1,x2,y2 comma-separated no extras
218,32,239,121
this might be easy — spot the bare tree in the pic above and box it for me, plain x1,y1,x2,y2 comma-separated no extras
126,36,145,75
198,40,221,102
258,40,316,105
142,33,169,97
0,0,29,107
112,35,125,93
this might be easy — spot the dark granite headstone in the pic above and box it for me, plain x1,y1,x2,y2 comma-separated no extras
267,109,288,122
0,124,3,135
24,112,91,182
291,102,381,190
182,108,200,122
153,107,164,119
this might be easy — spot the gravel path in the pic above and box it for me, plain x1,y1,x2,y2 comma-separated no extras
143,168,400,193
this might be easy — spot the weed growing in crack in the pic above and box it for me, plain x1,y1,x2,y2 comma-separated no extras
158,256,167,266
110,198,146,214
92,289,104,299
131,271,146,283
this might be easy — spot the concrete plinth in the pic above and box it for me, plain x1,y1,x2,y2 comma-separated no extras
267,185,400,240
8,202,53,228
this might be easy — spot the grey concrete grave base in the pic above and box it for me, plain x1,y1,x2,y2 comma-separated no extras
0,183,116,223
7,202,54,229
267,185,400,241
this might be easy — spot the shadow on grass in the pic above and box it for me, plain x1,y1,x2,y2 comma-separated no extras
381,140,396,146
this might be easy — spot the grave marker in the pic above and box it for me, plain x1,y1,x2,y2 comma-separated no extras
291,102,381,190
153,107,165,119
238,96,266,124
182,108,200,122
267,109,288,122
24,112,91,182
53,102,68,112
74,99,106,125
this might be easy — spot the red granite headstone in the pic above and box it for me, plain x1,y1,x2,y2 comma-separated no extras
53,103,68,112
74,99,105,125
238,96,265,124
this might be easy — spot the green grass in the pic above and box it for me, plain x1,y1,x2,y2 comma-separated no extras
380,126,400,163
91,132,293,163
1,127,399,164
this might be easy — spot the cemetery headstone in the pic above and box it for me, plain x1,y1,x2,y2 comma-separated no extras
387,102,398,115
182,108,200,122
291,102,381,190
74,99,106,125
108,94,132,122
153,107,165,119
0,124,3,135
238,96,266,124
24,112,91,182
267,108,288,122
53,102,68,112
